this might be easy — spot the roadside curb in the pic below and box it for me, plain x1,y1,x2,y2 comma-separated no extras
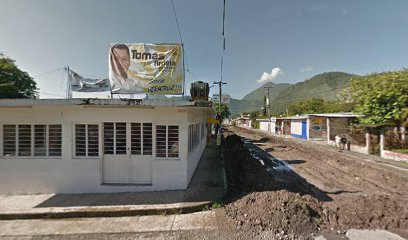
0,201,213,220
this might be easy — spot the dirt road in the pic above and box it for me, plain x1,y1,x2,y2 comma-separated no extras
218,126,408,239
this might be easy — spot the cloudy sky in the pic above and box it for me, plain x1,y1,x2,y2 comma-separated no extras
1,0,408,99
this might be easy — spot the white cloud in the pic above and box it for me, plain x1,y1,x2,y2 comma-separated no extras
300,66,314,73
257,67,284,83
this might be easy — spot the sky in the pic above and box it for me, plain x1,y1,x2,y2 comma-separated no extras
1,0,408,99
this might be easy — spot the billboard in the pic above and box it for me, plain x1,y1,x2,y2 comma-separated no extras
68,70,110,92
109,43,184,94
212,94,231,104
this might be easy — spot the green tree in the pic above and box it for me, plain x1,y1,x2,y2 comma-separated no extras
214,104,231,120
287,98,326,115
349,70,408,125
0,54,38,98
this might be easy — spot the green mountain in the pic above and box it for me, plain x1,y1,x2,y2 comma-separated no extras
230,72,358,116
241,82,292,102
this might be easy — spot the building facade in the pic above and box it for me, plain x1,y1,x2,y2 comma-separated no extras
0,99,213,194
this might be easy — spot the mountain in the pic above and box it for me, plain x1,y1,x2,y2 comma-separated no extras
241,82,292,102
230,72,358,116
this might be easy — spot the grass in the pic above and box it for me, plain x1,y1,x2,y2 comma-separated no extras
203,201,223,211
391,149,408,154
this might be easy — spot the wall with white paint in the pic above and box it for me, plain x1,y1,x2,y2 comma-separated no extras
0,104,211,194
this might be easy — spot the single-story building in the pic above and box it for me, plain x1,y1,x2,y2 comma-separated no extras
0,98,213,194
280,116,309,139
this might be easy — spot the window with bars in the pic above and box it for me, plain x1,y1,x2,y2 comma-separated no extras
156,125,179,158
2,124,62,157
103,122,153,156
143,123,152,155
75,124,99,157
103,122,126,155
201,123,206,140
188,123,201,153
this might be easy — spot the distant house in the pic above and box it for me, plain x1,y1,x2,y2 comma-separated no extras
0,99,213,194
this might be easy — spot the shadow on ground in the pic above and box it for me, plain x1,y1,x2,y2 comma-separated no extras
36,138,225,208
222,131,337,202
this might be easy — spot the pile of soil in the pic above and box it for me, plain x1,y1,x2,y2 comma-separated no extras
220,130,408,238
224,190,324,238
325,194,408,230
221,134,327,238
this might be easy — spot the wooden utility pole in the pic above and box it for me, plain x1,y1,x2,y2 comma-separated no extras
264,86,273,132
213,81,227,146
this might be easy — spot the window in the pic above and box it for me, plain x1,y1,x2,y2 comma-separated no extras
3,125,16,156
103,122,153,156
2,124,62,157
103,122,126,155
156,125,179,158
201,123,206,140
188,123,201,153
75,124,99,157
143,123,152,155
131,123,141,155
48,125,62,156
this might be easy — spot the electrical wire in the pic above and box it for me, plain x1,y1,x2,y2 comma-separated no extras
170,0,198,90
220,0,226,83
33,68,63,78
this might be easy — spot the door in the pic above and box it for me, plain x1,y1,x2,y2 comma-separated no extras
102,122,152,184
301,121,307,139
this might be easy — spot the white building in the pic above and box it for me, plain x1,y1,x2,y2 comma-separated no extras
0,99,213,194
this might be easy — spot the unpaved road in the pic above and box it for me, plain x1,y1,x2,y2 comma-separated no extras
218,126,408,239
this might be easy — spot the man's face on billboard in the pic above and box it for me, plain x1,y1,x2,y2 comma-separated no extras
112,48,130,79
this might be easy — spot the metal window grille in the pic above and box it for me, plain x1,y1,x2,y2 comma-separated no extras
156,125,167,158
143,123,152,155
3,125,16,156
18,125,31,156
103,123,114,154
3,124,61,157
34,125,46,156
48,125,62,156
131,123,141,155
87,124,99,157
156,125,179,158
168,126,179,158
75,124,98,157
115,123,127,155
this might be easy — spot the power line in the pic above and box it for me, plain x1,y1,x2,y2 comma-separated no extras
170,0,197,85
170,0,184,45
37,91,65,98
220,0,226,83
33,68,63,78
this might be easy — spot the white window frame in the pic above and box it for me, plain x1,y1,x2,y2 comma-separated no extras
73,124,99,158
155,125,179,159
1,124,62,159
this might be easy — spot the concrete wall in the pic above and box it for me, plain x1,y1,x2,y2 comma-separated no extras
186,109,209,183
259,121,269,132
309,116,327,140
290,120,304,138
381,150,408,162
0,105,209,194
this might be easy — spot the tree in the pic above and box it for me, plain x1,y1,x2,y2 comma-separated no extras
0,54,38,98
213,104,231,120
349,70,408,126
287,98,326,115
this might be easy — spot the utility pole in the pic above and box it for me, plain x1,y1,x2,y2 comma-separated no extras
213,81,227,146
264,86,273,133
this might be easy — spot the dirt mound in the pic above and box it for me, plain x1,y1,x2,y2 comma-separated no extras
325,194,408,230
225,190,324,238
220,129,408,238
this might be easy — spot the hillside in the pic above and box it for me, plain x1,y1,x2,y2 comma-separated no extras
230,72,358,116
241,82,292,102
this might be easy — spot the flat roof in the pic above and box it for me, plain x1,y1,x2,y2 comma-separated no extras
308,112,361,118
0,98,206,107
